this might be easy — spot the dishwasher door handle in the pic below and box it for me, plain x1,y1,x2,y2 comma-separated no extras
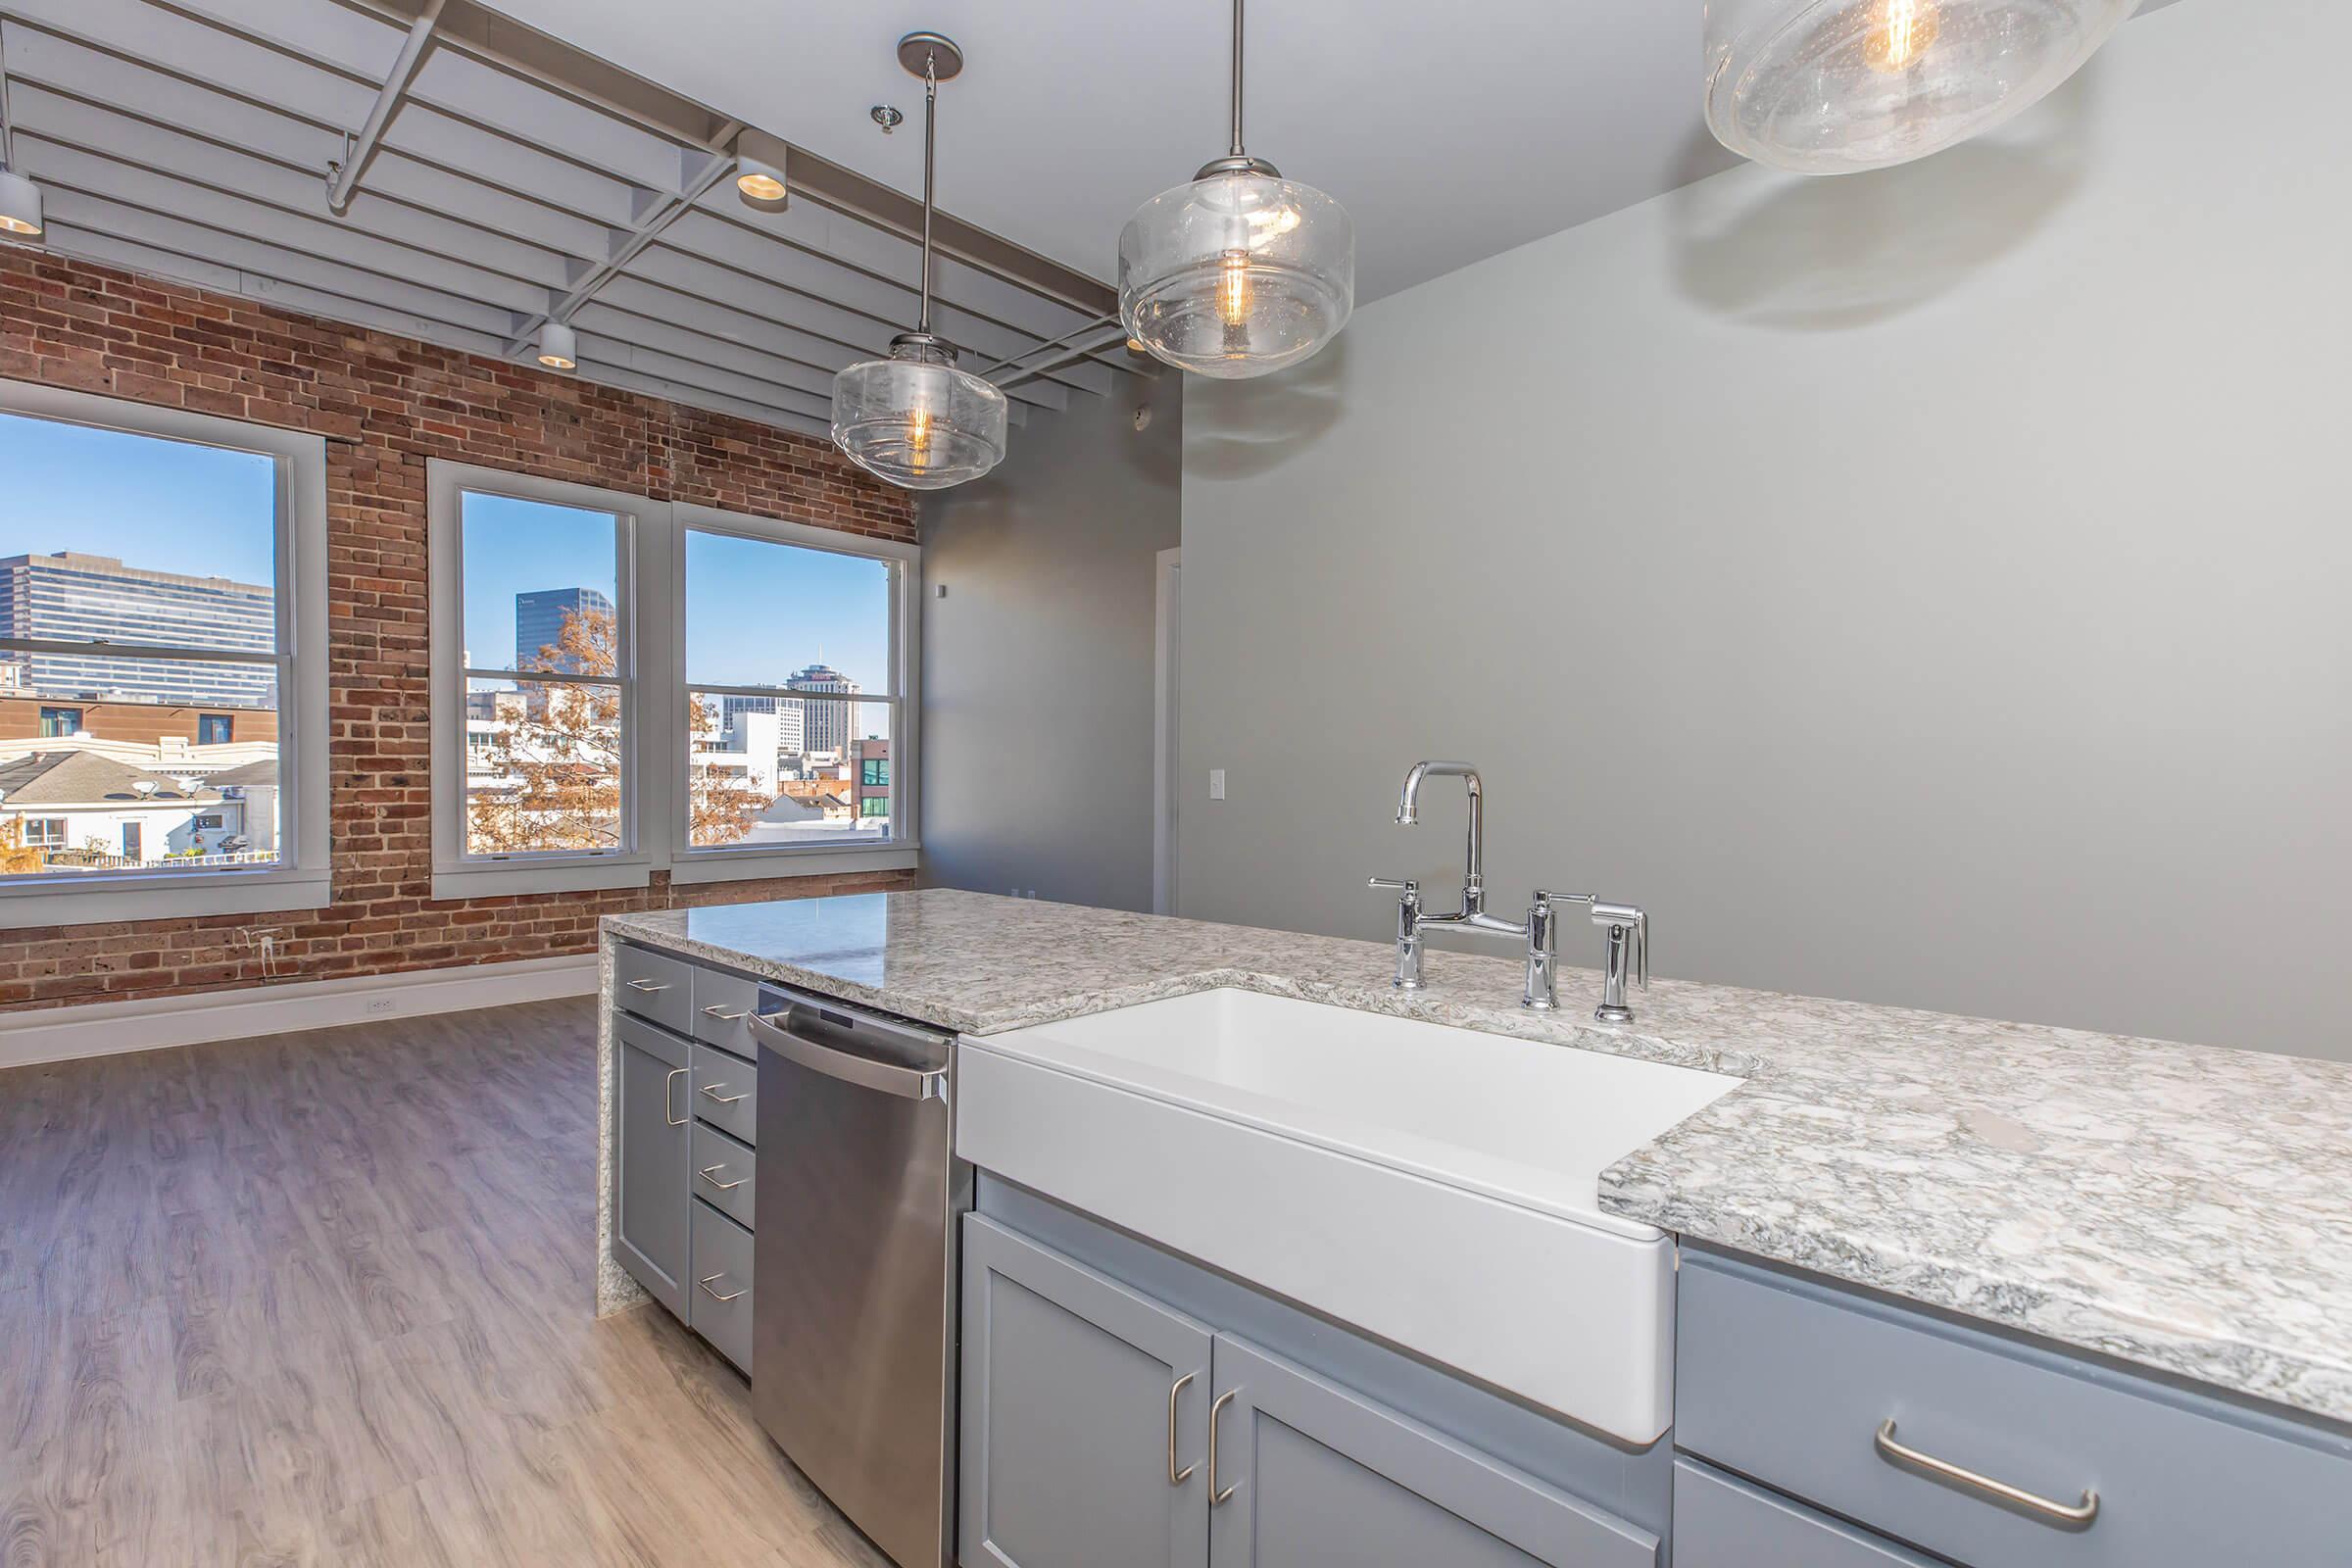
750,1008,948,1102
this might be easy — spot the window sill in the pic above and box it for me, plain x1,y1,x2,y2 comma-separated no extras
0,872,330,931
431,858,654,902
667,845,919,885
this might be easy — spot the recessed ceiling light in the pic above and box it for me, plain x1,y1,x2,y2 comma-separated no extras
733,129,789,212
536,320,577,371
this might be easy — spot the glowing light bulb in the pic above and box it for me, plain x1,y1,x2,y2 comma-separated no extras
906,408,933,473
1864,0,1939,74
1217,250,1253,330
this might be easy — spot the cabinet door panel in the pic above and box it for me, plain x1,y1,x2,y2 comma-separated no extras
961,1215,1212,1568
612,1012,690,1314
1207,1336,1656,1568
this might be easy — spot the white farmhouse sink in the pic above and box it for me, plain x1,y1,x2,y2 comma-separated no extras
955,988,1739,1445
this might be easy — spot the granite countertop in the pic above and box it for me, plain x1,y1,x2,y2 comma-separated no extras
604,889,2352,1427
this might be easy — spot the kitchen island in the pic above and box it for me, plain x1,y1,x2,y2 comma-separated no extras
597,887,2352,1428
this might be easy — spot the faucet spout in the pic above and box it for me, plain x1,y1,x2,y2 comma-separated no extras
1396,760,1485,913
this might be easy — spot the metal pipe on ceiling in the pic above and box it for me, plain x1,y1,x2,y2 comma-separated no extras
325,0,445,214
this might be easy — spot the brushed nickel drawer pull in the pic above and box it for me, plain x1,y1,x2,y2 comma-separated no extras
1875,1420,2100,1526
696,1273,745,1303
1167,1373,1196,1486
1208,1388,1239,1506
663,1067,686,1127
702,1004,749,1021
699,1084,750,1105
625,978,670,993
698,1164,744,1192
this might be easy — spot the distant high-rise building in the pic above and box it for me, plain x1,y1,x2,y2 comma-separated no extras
722,687,805,756
786,662,859,757
514,587,613,673
0,553,274,706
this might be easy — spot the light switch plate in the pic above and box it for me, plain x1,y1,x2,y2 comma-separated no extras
1208,768,1226,801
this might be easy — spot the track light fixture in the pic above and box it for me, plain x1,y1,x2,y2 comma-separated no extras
0,27,43,240
536,320,578,371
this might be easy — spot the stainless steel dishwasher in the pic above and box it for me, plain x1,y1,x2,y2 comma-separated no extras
750,984,966,1568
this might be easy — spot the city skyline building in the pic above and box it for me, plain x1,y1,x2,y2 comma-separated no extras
786,662,860,757
514,586,613,673
0,552,275,707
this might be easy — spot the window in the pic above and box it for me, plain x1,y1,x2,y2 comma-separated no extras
862,759,890,787
0,380,329,927
193,813,224,831
679,518,906,858
427,464,918,896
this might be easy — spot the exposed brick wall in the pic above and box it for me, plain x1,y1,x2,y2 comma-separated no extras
0,250,918,1013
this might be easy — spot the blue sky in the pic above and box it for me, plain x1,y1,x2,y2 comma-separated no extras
0,413,277,583
2,414,896,700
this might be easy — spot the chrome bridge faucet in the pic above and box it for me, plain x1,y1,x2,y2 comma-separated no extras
1368,760,1652,1022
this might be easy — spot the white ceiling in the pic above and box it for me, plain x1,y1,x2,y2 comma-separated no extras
474,0,1743,307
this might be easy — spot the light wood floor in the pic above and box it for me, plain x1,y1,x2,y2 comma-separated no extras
0,998,892,1568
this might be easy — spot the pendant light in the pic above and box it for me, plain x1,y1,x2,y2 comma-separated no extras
1704,0,2139,174
0,26,44,240
830,32,1007,492
1118,0,1352,379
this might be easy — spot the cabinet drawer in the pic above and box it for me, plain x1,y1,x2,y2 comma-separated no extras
691,966,760,1059
1673,1459,1936,1568
690,1121,755,1230
690,1200,754,1374
1676,1251,2352,1568
613,944,693,1034
689,1040,758,1145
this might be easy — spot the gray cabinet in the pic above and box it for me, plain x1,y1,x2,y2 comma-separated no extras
961,1214,1213,1568
1208,1336,1657,1568
1675,1248,2352,1568
609,944,764,1375
612,1011,691,1315
1673,1458,1940,1568
959,1213,1659,1568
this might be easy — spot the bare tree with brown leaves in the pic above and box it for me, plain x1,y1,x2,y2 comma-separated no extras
466,605,773,854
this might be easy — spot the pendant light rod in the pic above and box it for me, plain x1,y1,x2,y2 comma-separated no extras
1228,0,1246,157
918,51,938,335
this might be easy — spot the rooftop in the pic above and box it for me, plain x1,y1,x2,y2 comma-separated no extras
0,751,224,808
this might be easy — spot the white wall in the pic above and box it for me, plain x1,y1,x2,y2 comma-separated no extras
1179,0,2352,1058
920,365,1183,910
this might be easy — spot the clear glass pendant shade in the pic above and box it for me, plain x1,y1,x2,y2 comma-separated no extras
1704,0,2139,174
831,339,1007,492
1119,168,1353,379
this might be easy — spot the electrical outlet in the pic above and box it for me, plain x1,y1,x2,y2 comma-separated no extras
363,997,396,1016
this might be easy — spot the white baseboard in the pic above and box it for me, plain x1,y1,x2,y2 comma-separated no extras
0,953,600,1070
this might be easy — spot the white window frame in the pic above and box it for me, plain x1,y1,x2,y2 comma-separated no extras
0,379,330,929
427,462,652,900
425,465,918,898
666,502,921,887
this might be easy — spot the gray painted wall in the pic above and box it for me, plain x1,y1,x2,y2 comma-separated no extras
920,365,1182,910
1178,0,2351,1059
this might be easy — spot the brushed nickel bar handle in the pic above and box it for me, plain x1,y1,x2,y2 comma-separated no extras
697,1164,744,1192
663,1067,686,1127
701,1004,749,1021
625,978,670,993
699,1084,750,1105
1167,1373,1197,1486
696,1273,745,1303
1875,1420,2099,1526
1208,1388,1239,1506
